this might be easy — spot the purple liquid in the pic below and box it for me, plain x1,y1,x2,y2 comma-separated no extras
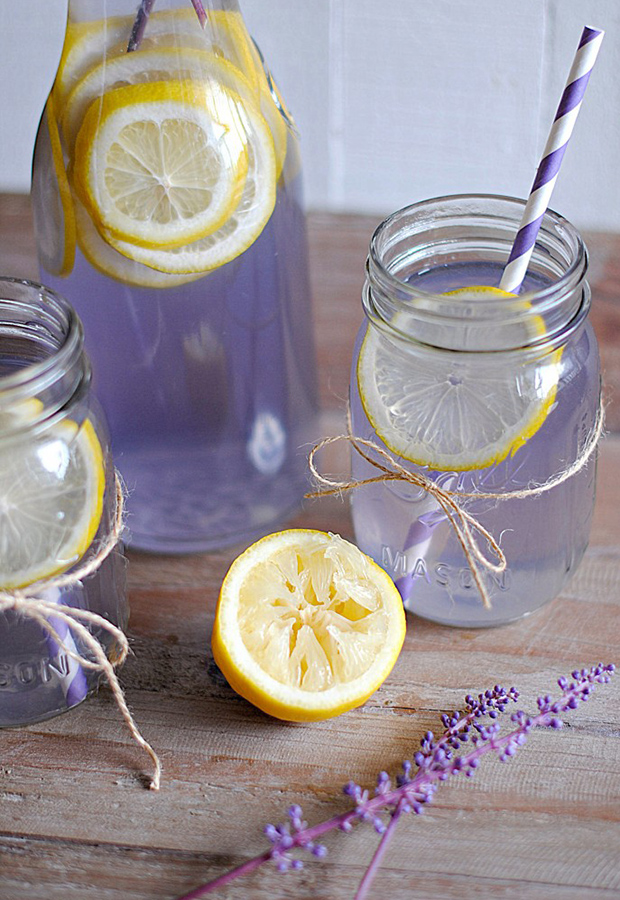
350,261,600,627
42,179,319,552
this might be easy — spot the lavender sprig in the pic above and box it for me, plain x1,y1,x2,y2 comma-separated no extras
127,0,156,53
189,0,208,29
175,664,615,900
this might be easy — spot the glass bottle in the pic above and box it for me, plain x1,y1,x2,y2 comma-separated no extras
31,0,319,553
349,195,600,628
0,278,126,726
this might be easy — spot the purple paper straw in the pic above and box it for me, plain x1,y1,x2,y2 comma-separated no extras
499,26,604,293
42,587,89,709
127,0,157,53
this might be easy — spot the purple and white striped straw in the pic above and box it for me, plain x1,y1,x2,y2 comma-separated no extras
499,25,604,293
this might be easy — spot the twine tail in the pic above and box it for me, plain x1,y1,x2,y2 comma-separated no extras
10,599,161,791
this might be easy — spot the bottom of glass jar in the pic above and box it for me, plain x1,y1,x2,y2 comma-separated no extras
403,595,555,629
0,685,99,729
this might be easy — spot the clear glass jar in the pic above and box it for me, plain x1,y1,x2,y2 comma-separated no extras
349,195,600,628
0,278,126,726
31,0,319,553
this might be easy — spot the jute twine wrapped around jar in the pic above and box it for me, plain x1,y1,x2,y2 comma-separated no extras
307,400,605,610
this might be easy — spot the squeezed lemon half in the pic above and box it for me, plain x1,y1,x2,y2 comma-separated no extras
212,530,406,722
0,417,105,590
357,285,562,471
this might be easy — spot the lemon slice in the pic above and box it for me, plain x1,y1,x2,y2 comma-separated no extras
31,95,76,277
0,418,105,590
75,200,202,289
63,47,269,153
246,40,290,178
212,529,406,722
107,106,276,274
54,9,254,107
357,285,561,472
62,42,287,183
0,397,44,431
73,79,249,249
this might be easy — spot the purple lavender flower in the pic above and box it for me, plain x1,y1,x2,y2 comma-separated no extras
175,664,615,900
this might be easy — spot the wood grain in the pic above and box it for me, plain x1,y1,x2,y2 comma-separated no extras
0,195,619,900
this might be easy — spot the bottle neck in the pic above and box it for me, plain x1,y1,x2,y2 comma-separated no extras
67,0,241,23
0,279,89,439
364,194,589,355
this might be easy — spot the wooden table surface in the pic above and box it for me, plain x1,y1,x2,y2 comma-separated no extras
0,195,619,900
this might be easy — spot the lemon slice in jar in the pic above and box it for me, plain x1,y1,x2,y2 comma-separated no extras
31,95,76,277
73,79,249,250
212,530,406,722
106,106,276,274
0,418,105,590
357,285,561,472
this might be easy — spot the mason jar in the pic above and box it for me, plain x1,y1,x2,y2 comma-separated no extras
0,278,126,725
349,194,600,627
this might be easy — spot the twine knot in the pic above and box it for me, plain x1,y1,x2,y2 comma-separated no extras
0,474,161,791
306,400,604,610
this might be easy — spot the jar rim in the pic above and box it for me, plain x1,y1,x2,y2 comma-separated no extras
365,193,589,353
0,278,86,426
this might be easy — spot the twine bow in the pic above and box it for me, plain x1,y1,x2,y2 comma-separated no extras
306,400,605,610
0,475,161,791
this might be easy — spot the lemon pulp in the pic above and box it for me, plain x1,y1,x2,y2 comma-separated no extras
212,530,406,721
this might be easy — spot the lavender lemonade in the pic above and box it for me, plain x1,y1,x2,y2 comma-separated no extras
350,196,600,627
32,1,318,551
40,175,315,551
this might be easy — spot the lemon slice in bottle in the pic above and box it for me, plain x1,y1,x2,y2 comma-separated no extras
357,285,561,472
75,200,202,289
242,39,289,179
73,79,249,250
54,8,226,104
107,103,276,274
0,418,105,590
31,95,76,277
212,529,406,722
63,48,268,152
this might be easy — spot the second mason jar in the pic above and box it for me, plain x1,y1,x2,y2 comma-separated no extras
349,194,600,627
0,278,126,726
31,0,319,553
